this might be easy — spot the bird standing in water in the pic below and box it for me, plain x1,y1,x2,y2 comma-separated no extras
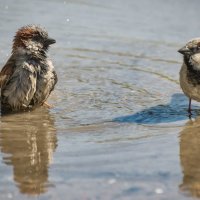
179,38,200,116
0,25,57,112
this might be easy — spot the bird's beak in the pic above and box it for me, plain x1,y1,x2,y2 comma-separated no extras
178,46,191,55
45,37,56,45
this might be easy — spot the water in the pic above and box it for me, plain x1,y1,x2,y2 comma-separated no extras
0,0,200,199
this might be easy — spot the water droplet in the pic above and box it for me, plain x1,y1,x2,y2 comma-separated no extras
7,193,13,199
155,188,163,194
66,18,70,22
108,179,116,184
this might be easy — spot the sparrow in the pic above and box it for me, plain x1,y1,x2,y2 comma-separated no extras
178,38,200,116
0,25,57,112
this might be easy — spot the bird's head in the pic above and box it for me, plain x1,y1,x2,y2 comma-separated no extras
178,38,200,56
178,38,200,70
12,25,56,58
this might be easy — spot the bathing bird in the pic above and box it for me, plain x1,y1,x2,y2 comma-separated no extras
0,25,57,111
178,38,200,116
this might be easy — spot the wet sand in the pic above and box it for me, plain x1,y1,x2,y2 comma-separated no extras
0,0,200,199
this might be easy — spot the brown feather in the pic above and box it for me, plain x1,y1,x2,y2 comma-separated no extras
0,61,15,88
12,25,39,52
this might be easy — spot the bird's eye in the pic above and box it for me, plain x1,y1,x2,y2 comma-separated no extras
190,46,199,52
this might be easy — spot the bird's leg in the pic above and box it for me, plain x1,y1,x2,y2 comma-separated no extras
188,98,192,117
42,101,53,108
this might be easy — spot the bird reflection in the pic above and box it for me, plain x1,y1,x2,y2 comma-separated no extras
0,107,57,195
180,117,200,198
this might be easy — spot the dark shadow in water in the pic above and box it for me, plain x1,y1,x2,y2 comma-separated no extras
0,107,57,195
179,117,200,198
113,93,200,124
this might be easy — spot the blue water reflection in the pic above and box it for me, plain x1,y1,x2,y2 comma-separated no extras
113,93,200,124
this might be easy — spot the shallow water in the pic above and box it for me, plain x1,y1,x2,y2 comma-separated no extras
0,0,200,199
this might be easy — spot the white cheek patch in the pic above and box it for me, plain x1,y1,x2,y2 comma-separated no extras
26,40,43,51
190,53,200,70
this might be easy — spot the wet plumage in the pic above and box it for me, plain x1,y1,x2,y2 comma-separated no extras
178,38,200,116
0,25,57,111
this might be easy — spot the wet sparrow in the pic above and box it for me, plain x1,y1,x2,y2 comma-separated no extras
178,38,200,116
0,25,57,111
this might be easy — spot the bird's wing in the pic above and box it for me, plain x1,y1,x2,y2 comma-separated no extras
1,61,37,110
49,70,58,93
0,56,16,88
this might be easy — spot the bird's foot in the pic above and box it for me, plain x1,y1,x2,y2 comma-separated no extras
187,98,192,118
42,101,53,108
187,109,192,119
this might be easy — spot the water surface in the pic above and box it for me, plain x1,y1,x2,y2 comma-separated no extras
0,0,200,199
